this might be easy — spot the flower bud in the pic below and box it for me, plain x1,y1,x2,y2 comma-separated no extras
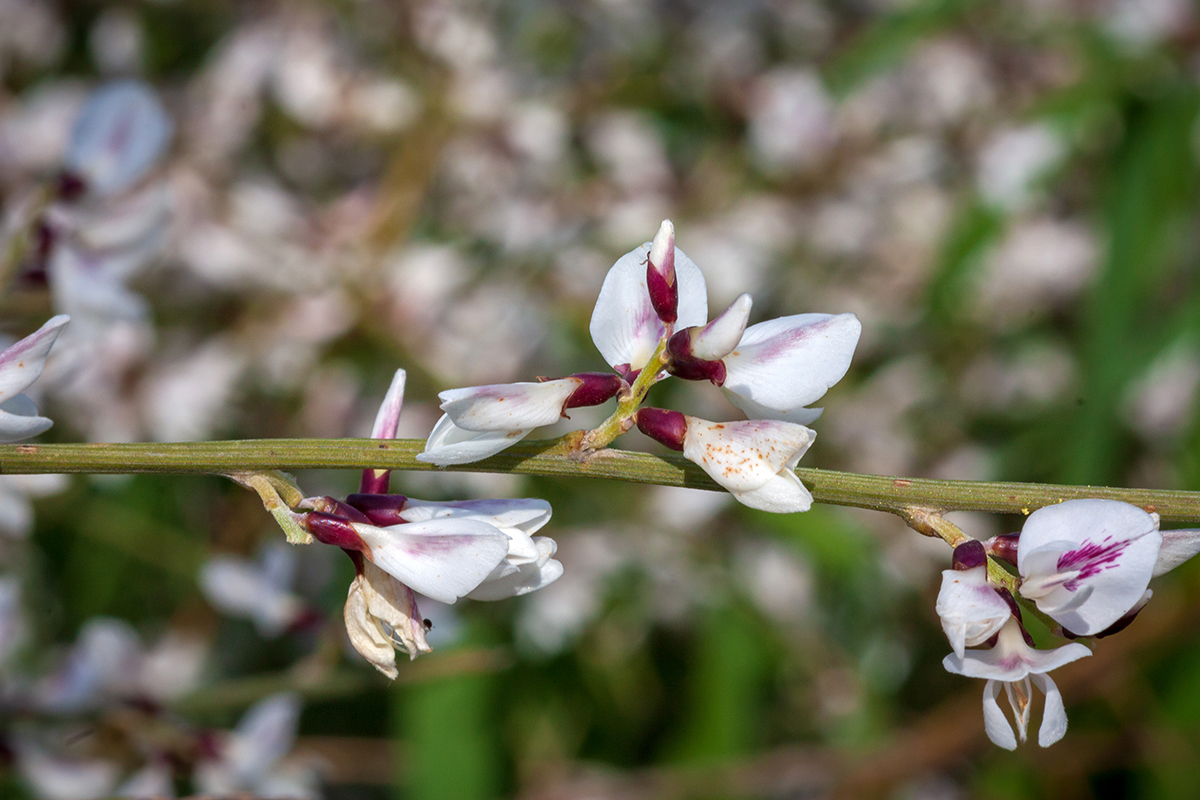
563,372,624,409
952,539,988,570
636,407,688,451
346,493,410,527
985,533,1020,566
305,512,368,551
646,220,677,325
690,294,752,361
301,496,373,524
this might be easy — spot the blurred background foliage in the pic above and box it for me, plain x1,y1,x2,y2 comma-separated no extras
2,0,1200,797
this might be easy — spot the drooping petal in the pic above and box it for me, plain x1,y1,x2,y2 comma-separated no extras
0,396,54,443
722,313,861,417
935,566,1012,659
344,574,399,678
730,470,813,513
417,413,534,466
0,315,69,402
589,241,708,372
1017,499,1161,635
371,369,406,440
1153,528,1200,577
942,618,1091,683
468,537,564,601
399,498,552,537
345,562,431,677
681,416,815,493
353,519,510,605
439,379,580,432
65,80,173,198
723,390,824,426
982,680,1018,751
1032,672,1069,747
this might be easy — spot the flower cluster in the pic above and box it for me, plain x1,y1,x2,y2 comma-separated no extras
418,220,862,514
275,369,563,678
934,499,1200,749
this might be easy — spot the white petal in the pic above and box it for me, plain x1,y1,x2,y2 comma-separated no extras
691,293,752,361
722,313,861,415
731,470,813,513
198,557,302,638
417,413,533,466
589,241,707,371
400,498,552,537
1032,672,1069,747
1018,499,1161,635
345,576,399,679
0,401,53,443
370,369,406,440
117,763,175,799
682,417,814,493
982,680,1018,750
1153,527,1200,577
0,315,69,401
354,519,510,604
935,567,1012,659
942,619,1091,682
65,80,172,198
440,379,579,432
14,741,120,800
468,537,564,600
723,391,824,425
226,692,301,783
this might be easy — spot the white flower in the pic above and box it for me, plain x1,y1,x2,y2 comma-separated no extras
589,236,708,375
63,80,172,199
935,564,1012,660
344,559,431,678
417,374,621,466
194,692,319,799
943,618,1090,749
0,315,69,442
399,498,563,600
721,312,862,425
198,543,306,638
1017,499,1161,636
638,409,816,513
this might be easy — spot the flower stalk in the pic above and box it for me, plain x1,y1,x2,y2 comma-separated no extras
3,438,1200,523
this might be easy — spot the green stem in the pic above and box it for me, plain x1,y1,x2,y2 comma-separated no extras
580,338,668,451
3,437,1200,521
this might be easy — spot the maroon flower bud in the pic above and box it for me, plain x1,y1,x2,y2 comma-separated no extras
305,512,369,551
666,352,727,385
646,220,677,325
303,496,373,525
346,493,410,527
359,469,391,496
636,407,688,451
952,539,987,570
563,372,625,409
985,533,1020,566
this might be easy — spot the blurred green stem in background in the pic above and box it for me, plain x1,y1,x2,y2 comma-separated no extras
3,438,1200,522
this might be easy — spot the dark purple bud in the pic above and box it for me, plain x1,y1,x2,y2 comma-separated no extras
985,533,1020,566
563,372,624,409
667,354,727,385
56,171,87,201
613,363,641,383
346,493,410,527
305,512,368,551
646,220,677,325
952,539,987,570
359,468,391,496
303,496,373,525
636,407,688,451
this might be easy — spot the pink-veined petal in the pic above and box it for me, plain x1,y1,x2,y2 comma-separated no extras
371,370,406,440
1153,528,1200,577
353,518,510,604
440,379,579,432
942,619,1091,683
0,315,69,402
1017,499,1161,635
1032,672,1068,747
417,414,533,466
400,498,552,537
935,566,1012,660
682,417,814,493
722,313,860,417
589,241,707,371
982,680,1018,751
